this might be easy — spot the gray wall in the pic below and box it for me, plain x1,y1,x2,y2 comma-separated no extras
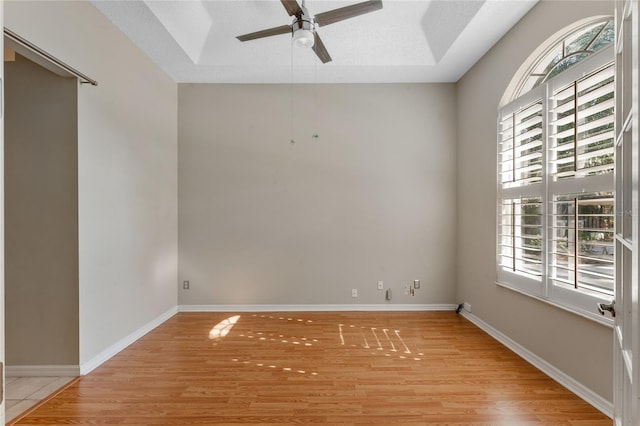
5,54,79,365
6,1,178,367
456,1,613,401
179,84,457,306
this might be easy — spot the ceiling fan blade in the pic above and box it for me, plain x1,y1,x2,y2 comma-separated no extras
281,0,302,17
312,33,332,63
237,25,293,42
314,0,383,27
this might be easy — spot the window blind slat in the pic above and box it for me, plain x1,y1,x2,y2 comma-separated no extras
577,80,614,105
516,128,543,143
550,127,575,139
549,129,613,150
577,115,615,135
578,96,615,122
576,64,614,89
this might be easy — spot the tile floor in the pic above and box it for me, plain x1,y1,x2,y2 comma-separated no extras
5,376,76,423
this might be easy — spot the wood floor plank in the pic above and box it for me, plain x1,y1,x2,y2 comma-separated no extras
10,311,611,425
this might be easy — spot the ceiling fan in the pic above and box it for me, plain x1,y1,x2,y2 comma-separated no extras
236,0,383,64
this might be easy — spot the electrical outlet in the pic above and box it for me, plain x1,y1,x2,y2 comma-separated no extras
183,280,190,290
351,289,358,298
404,284,410,295
377,280,384,290
463,302,472,313
414,279,420,289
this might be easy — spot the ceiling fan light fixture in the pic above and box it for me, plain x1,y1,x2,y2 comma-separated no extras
293,28,315,48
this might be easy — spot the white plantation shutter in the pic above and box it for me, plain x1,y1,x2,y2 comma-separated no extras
549,64,615,180
498,197,543,277
499,101,544,188
547,56,615,301
498,88,545,294
498,115,514,184
549,192,614,295
497,46,615,316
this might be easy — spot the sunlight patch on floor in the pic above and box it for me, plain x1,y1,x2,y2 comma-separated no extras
209,315,241,340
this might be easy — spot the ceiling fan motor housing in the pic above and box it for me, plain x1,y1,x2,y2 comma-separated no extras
292,10,315,48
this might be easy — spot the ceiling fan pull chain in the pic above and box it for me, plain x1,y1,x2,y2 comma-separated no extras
290,37,296,145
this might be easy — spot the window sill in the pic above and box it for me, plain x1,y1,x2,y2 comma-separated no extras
495,280,614,328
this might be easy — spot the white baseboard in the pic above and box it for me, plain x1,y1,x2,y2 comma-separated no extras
178,304,458,312
460,310,613,419
6,365,80,377
79,306,178,375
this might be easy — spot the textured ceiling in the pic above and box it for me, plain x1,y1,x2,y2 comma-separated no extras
92,0,538,83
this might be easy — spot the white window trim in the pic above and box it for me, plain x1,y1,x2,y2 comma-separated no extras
496,45,615,327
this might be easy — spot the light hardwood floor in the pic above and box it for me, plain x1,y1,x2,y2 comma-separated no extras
10,311,611,425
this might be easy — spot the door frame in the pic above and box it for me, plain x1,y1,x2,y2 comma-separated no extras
613,0,639,424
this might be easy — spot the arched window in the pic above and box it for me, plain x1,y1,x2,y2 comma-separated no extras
515,18,614,97
496,16,615,323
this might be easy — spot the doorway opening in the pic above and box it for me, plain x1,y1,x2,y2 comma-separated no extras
3,46,79,423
